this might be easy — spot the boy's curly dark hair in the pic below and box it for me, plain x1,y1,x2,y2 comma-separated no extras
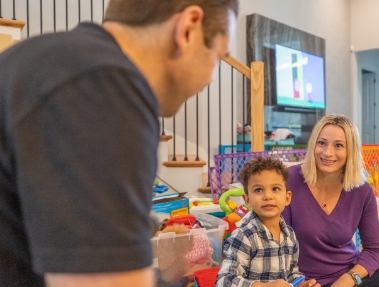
239,156,289,194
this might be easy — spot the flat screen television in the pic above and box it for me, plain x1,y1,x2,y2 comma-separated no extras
275,44,326,109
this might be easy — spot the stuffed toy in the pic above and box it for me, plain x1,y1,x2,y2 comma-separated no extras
185,233,213,264
153,223,194,285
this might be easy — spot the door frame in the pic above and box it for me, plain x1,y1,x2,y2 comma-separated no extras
361,68,377,143
351,52,379,142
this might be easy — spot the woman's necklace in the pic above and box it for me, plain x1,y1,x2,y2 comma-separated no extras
315,184,343,209
319,192,330,208
316,187,328,208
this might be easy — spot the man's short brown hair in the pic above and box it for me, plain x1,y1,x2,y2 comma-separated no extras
104,0,239,48
240,156,289,194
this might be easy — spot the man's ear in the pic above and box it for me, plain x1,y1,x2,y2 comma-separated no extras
285,190,292,206
173,5,204,54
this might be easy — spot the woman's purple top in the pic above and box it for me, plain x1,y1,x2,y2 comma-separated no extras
282,164,379,285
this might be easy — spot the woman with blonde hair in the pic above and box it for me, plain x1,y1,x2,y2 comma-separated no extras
283,114,379,287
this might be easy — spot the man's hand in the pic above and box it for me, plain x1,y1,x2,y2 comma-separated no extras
45,267,155,287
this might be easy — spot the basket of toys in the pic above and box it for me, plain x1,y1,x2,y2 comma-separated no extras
361,144,379,197
212,149,307,198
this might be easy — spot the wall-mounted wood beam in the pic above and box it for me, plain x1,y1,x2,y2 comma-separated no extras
251,62,264,151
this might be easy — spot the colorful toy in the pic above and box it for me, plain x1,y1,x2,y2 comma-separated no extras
154,185,169,193
362,145,379,198
194,267,221,287
153,179,170,195
166,214,198,228
189,196,219,208
366,163,379,197
290,276,305,287
219,188,252,238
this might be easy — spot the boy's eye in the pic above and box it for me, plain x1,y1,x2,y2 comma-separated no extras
253,188,262,193
273,187,280,192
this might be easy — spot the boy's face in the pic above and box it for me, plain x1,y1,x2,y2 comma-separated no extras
243,170,292,223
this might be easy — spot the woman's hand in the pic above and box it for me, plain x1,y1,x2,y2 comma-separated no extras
330,273,355,287
299,279,321,287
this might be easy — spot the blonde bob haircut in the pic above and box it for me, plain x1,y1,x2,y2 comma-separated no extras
301,114,366,191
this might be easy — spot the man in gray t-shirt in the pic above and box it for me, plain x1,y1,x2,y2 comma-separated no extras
0,1,238,287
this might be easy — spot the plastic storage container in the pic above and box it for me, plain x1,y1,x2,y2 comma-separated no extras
151,213,227,286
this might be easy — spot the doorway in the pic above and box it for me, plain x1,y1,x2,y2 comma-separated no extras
361,69,377,144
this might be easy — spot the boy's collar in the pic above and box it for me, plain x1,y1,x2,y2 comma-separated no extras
249,211,291,239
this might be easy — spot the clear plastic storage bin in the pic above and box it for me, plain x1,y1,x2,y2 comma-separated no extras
152,213,227,286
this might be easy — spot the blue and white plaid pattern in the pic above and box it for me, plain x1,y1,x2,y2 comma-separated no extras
216,211,303,287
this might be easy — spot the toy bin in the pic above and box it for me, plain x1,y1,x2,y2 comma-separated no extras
151,213,227,287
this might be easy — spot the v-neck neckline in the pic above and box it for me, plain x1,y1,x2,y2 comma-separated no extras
306,182,344,217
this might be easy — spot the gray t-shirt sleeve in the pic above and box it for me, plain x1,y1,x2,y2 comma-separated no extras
14,67,159,273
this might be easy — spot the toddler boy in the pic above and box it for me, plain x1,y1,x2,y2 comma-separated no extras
216,156,319,287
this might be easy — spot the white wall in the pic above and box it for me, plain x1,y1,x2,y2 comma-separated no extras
351,0,379,52
350,0,379,138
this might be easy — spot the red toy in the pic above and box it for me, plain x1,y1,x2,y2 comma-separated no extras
166,214,197,228
194,267,221,287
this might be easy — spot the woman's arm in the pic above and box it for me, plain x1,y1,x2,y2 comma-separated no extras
331,186,379,287
329,264,367,287
354,188,379,276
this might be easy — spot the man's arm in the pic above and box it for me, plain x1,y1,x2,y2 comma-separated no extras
45,267,155,287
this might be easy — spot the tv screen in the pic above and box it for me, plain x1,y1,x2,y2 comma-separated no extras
275,44,326,109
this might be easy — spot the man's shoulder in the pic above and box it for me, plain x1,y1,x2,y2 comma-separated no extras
0,22,146,107
55,23,133,72
1,23,132,77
